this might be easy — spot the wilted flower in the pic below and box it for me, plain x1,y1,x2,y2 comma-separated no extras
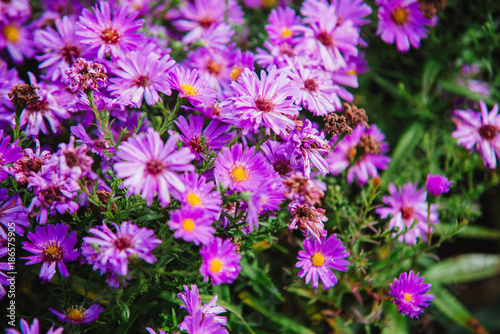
389,270,433,318
9,139,51,185
288,202,327,240
65,58,107,92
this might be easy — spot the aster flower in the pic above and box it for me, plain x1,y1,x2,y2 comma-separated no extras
452,101,500,169
108,50,175,107
1,261,11,301
65,58,107,93
265,7,302,46
178,284,227,331
376,0,435,52
49,305,103,324
426,174,452,196
260,140,301,179
296,234,350,289
76,1,145,59
182,311,229,334
172,172,222,219
9,139,51,185
334,0,373,28
245,178,285,231
168,207,215,245
70,124,115,160
389,270,433,318
0,60,22,120
27,172,80,225
200,237,241,285
288,202,327,240
0,188,29,238
113,129,195,207
0,19,36,64
0,0,30,23
228,50,255,83
214,143,273,193
45,136,96,181
167,67,216,108
229,66,300,137
5,318,64,334
21,223,79,284
375,182,438,244
174,114,233,162
82,221,161,277
0,129,22,180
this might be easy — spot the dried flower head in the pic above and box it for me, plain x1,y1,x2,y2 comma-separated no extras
284,173,324,206
324,113,352,136
65,58,107,92
343,103,368,128
8,83,40,111
418,0,447,19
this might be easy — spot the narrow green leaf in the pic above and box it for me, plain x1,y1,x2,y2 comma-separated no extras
425,254,500,284
422,59,442,98
437,224,500,239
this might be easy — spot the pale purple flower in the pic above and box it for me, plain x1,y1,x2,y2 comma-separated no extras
65,58,108,92
70,123,115,160
21,223,79,284
426,174,452,196
0,129,22,180
200,237,241,285
0,0,30,23
113,129,195,207
167,66,217,108
0,188,29,238
168,207,215,245
45,136,96,181
452,101,500,169
0,20,36,64
260,140,301,179
296,234,349,289
245,178,285,232
389,270,433,318
265,7,303,46
5,318,64,334
49,304,103,324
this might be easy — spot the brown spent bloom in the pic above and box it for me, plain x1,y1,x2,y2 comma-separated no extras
290,203,327,240
417,0,447,19
8,84,40,111
283,173,324,206
324,113,353,136
343,103,368,128
89,189,117,215
358,134,382,155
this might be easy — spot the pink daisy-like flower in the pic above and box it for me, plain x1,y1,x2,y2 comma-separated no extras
375,182,438,244
81,221,161,276
0,188,29,238
265,7,303,46
49,304,103,324
389,270,433,318
76,0,146,59
296,234,350,289
167,66,216,108
108,50,176,107
0,20,36,64
5,318,64,334
113,128,195,207
168,207,215,245
21,223,79,284
452,101,500,169
260,140,301,179
229,66,300,137
426,174,452,196
200,237,241,285
376,0,435,52
0,129,22,180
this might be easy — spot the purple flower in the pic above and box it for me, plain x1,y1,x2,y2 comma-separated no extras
376,0,434,52
49,304,103,324
452,101,500,169
27,172,80,225
45,136,96,181
229,66,300,137
70,124,115,160
146,329,168,334
375,182,438,244
65,58,108,93
21,223,79,284
174,114,234,162
5,318,64,334
260,140,301,179
182,311,229,334
426,174,452,196
108,50,175,107
200,237,241,285
178,284,227,332
296,234,350,289
9,139,51,185
265,7,302,46
0,20,36,64
229,49,254,82
1,261,12,301
245,178,285,232
76,1,145,59
389,270,433,318
167,66,216,108
288,202,327,240
0,188,29,238
0,129,22,180
0,0,30,23
82,221,161,277
168,207,215,245
113,128,195,207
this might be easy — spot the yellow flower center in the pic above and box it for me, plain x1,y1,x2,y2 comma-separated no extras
182,218,195,232
66,307,86,323
391,8,408,25
281,27,292,38
346,69,357,76
261,0,277,9
186,193,202,207
230,166,248,182
230,66,244,81
404,293,412,302
180,83,197,96
210,258,223,273
3,25,19,43
43,241,63,262
311,252,325,267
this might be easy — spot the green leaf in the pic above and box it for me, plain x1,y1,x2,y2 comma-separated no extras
422,59,442,98
437,224,500,239
382,303,408,334
425,254,500,284
439,80,496,106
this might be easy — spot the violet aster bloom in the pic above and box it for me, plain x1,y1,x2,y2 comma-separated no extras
0,0,30,23
200,237,241,285
0,19,36,64
70,124,115,160
375,182,438,244
9,139,51,185
113,129,195,207
265,7,303,46
376,0,434,52
172,172,222,219
76,1,145,59
178,284,227,331
260,140,301,179
452,101,500,169
389,270,433,318
174,114,234,162
49,304,103,324
168,207,215,245
334,0,372,28
0,60,22,119
182,311,229,334
167,66,217,108
0,188,29,238
21,223,79,284
108,50,175,107
288,202,327,240
65,58,108,93
426,174,452,196
27,172,80,225
1,261,11,301
296,234,349,289
228,49,254,83
82,221,161,276
5,318,64,334
245,178,285,232
0,129,22,180
229,66,300,137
